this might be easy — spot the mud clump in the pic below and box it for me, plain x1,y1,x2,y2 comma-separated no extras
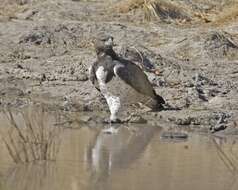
204,31,238,59
17,24,84,59
19,26,52,45
19,24,81,47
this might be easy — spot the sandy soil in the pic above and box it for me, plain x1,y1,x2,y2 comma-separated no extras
0,0,238,134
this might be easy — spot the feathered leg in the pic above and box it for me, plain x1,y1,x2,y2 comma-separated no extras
104,94,121,123
96,66,121,123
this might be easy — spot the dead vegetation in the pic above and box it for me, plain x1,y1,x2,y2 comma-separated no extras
212,2,238,25
204,31,238,58
113,0,238,24
0,107,62,163
143,0,190,22
114,0,190,22
0,0,28,21
114,0,144,13
1,0,29,6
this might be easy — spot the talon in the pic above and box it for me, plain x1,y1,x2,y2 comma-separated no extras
103,118,122,124
110,118,122,124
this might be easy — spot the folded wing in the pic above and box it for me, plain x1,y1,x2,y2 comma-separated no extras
89,62,100,91
113,60,157,99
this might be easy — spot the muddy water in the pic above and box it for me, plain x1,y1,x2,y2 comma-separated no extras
0,111,238,190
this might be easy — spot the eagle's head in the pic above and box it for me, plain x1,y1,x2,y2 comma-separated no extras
92,35,116,57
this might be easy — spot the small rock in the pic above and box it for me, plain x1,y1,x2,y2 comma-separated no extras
76,74,88,81
16,9,38,20
210,112,230,133
16,64,24,69
210,124,227,133
175,117,192,125
40,73,46,82
160,131,188,139
125,115,147,124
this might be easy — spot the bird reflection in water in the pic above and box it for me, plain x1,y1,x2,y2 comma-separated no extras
86,124,161,189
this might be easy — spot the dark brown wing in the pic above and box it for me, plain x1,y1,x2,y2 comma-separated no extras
89,62,100,91
113,60,157,99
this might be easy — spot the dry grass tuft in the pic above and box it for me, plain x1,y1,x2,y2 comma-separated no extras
114,0,145,13
0,0,32,21
0,108,62,163
143,0,190,22
212,3,238,25
113,0,238,24
114,0,190,22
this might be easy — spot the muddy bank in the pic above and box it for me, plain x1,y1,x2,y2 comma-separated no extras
0,0,238,134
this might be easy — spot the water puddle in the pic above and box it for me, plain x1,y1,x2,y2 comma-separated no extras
0,108,238,190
